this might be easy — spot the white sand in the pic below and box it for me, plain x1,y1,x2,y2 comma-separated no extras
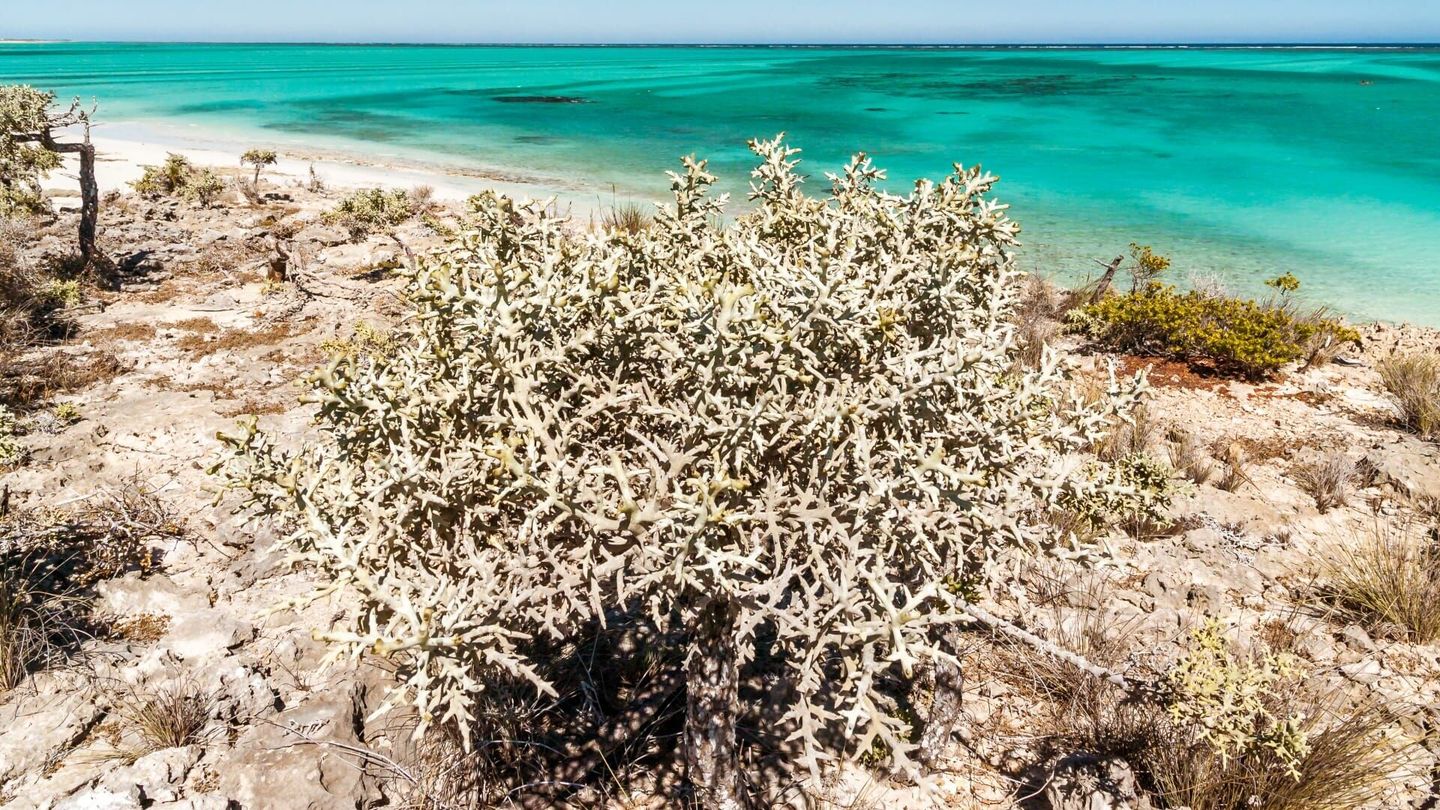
41,122,605,219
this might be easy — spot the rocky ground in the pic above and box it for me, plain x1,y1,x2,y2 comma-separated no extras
0,173,1437,809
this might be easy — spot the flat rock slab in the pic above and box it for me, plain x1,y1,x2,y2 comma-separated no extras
1364,438,1440,501
162,609,256,662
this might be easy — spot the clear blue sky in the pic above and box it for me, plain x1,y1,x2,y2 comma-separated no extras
7,0,1439,44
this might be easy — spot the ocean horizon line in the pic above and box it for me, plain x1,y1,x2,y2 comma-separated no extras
5,40,1440,49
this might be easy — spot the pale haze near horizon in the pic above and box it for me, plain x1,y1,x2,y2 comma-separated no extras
6,0,1440,44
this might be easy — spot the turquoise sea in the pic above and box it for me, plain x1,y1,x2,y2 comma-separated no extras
2,43,1438,323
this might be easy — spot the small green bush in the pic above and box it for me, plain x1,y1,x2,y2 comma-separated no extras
131,153,194,198
183,168,225,207
1072,283,1359,379
322,187,416,238
130,153,227,207
240,148,278,185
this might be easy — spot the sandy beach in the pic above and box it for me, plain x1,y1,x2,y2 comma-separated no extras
43,121,605,218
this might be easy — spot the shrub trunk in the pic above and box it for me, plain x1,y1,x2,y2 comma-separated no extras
918,645,965,765
684,597,742,810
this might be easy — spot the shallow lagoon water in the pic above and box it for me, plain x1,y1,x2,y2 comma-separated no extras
3,43,1438,323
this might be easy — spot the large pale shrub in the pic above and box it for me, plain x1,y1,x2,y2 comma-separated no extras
216,137,1154,804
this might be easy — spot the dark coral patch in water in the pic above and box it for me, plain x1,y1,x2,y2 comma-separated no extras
492,95,590,104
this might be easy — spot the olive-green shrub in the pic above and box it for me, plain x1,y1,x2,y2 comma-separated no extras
215,137,1159,796
130,153,226,206
322,187,417,238
1072,283,1359,379
0,86,64,217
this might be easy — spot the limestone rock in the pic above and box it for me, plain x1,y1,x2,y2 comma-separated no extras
0,685,104,785
1364,439,1440,501
215,681,377,809
53,788,143,810
98,746,199,805
1043,754,1151,810
162,609,256,661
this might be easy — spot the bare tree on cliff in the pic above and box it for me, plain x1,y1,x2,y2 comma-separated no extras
1,85,106,272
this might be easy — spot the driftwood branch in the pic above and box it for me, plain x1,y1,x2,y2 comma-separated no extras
1086,255,1125,306
958,601,1136,692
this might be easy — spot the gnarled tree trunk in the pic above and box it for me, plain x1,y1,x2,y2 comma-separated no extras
917,643,965,766
37,119,105,275
75,125,99,269
684,597,742,810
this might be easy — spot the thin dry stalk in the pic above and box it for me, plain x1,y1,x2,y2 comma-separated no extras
1167,428,1215,486
1014,274,1068,369
1214,441,1254,493
0,574,57,691
603,200,652,235
1097,402,1161,463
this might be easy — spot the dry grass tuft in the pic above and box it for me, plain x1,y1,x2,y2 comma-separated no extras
178,324,293,358
1013,274,1069,369
0,573,67,691
1289,452,1356,513
1167,428,1215,486
85,322,158,344
603,200,653,236
111,613,171,644
1096,402,1161,463
1314,524,1440,643
0,348,130,409
0,480,181,690
1213,440,1254,493
1378,352,1440,440
119,680,213,751
1001,602,1425,810
995,595,1155,759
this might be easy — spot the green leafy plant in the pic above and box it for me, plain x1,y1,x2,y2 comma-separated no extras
1071,282,1360,380
183,168,225,207
240,148,278,185
0,85,64,217
1,84,103,268
1159,619,1309,778
1265,272,1302,295
1147,697,1423,810
0,405,23,467
51,401,81,427
215,137,1156,805
131,153,194,198
322,187,416,238
1127,242,1171,291
131,153,226,207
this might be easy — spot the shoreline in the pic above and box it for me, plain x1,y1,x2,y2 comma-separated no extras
42,120,608,219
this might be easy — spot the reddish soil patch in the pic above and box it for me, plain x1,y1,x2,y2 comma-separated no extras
1251,385,1335,407
1116,354,1234,394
